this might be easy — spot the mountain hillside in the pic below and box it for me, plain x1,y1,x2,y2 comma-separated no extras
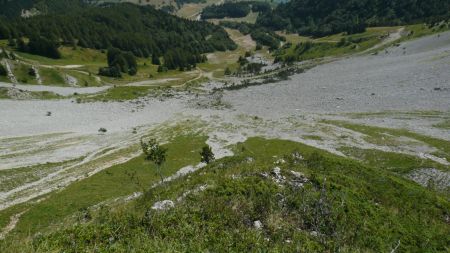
0,1,236,69
257,0,450,36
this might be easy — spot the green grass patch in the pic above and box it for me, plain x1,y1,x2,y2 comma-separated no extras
302,135,323,141
433,119,450,130
345,110,448,119
277,32,311,44
81,86,155,102
324,120,450,161
15,47,106,66
83,86,153,102
339,146,449,174
0,87,9,98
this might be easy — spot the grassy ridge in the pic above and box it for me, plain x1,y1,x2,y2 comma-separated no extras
2,137,449,252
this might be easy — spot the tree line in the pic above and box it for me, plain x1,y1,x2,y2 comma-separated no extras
99,48,138,77
9,36,62,59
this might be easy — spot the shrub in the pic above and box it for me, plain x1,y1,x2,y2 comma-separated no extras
200,145,215,164
28,68,36,77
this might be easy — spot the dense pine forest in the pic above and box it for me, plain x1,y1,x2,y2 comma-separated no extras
257,0,450,36
0,1,236,70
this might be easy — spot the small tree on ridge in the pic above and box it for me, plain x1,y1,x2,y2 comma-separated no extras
141,138,167,183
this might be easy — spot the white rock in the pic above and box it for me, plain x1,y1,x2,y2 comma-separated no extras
290,170,305,178
291,151,304,161
253,220,263,230
310,231,319,237
124,192,142,201
65,74,78,86
273,167,281,175
275,158,286,164
246,157,254,163
151,200,174,211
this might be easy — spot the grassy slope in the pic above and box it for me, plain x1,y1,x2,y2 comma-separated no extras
275,27,399,62
340,147,449,175
1,137,449,252
0,134,207,239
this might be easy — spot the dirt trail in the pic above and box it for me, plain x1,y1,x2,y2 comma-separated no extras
0,210,27,240
361,27,405,54
172,69,208,88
